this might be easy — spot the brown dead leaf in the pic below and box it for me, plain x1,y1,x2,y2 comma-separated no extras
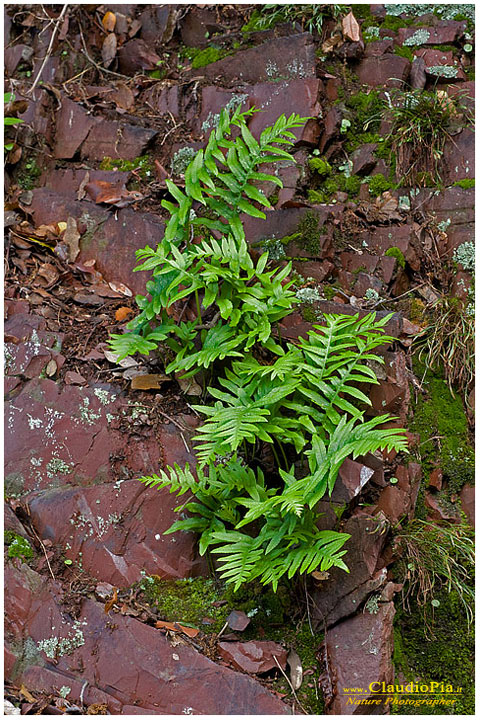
342,11,361,42
64,216,81,262
312,570,330,581
20,685,37,703
102,33,117,68
37,262,59,287
8,144,22,164
176,375,202,396
131,373,168,390
102,10,117,32
45,359,58,377
115,306,134,322
155,620,200,638
86,703,108,715
85,179,143,207
109,82,135,110
109,280,132,297
287,650,303,691
77,170,90,201
322,33,342,53
104,587,118,614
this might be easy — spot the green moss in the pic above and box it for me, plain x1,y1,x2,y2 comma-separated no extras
308,157,332,176
368,173,394,196
4,531,34,561
394,45,415,61
393,590,474,714
99,155,154,180
17,158,42,190
301,305,317,323
453,178,475,189
323,284,338,301
308,189,329,204
410,366,474,496
385,247,406,268
181,45,231,69
141,576,229,632
295,211,325,254
382,14,414,31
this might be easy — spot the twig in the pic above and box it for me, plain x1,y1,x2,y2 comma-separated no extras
29,523,55,580
78,24,132,80
29,4,69,95
79,681,88,706
272,655,308,715
216,620,229,640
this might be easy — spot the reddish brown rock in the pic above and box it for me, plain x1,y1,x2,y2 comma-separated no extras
311,514,388,627
226,610,251,632
443,128,474,186
319,106,342,152
41,168,131,199
180,6,222,47
425,492,459,523
218,641,287,674
293,260,334,283
397,21,466,46
356,55,410,88
460,485,475,527
196,33,316,83
28,478,205,585
321,602,395,715
375,464,421,524
331,458,374,504
53,97,95,159
410,55,427,89
364,38,394,57
140,5,179,46
428,467,443,491
139,83,180,116
80,120,158,161
117,38,161,75
5,566,289,714
352,143,378,175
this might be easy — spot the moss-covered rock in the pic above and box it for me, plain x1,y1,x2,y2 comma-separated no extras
4,531,34,561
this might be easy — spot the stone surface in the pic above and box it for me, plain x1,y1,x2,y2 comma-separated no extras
311,514,388,627
321,602,395,715
352,143,378,175
226,610,251,632
331,458,374,504
397,21,466,46
80,120,158,161
460,485,475,527
5,566,288,715
442,128,474,185
117,39,161,75
218,641,287,674
356,55,410,87
375,464,421,524
197,33,316,84
53,97,95,159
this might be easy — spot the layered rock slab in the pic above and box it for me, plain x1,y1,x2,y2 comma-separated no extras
5,566,289,715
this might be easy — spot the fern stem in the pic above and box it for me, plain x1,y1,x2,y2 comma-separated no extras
194,289,202,324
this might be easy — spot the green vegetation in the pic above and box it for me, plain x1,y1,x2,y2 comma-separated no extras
17,157,42,190
308,156,332,176
382,87,473,186
242,3,343,34
4,531,34,561
394,45,415,61
393,590,474,714
4,91,23,151
110,107,407,592
394,519,474,625
99,155,154,180
385,247,406,268
368,173,394,196
453,178,475,189
180,46,231,69
410,366,474,495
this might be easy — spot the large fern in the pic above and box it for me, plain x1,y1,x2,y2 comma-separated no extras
110,107,408,592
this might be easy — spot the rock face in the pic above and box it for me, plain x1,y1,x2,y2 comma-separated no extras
311,514,388,628
321,602,395,715
5,566,289,715
218,641,288,674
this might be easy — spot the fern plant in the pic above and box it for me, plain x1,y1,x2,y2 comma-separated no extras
110,106,308,374
110,107,407,591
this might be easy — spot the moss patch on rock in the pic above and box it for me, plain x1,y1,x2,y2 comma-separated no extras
393,590,474,714
4,531,34,561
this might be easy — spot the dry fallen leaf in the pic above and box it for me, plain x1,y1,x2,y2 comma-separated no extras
115,306,134,322
102,32,117,68
108,280,132,297
176,375,202,396
104,587,118,614
131,373,169,390
287,650,303,691
322,33,342,53
342,11,361,42
102,10,117,32
20,684,37,703
312,570,330,581
155,620,200,638
64,216,81,262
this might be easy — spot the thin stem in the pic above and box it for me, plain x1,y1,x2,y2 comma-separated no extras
194,290,202,324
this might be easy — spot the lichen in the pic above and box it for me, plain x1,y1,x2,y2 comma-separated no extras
45,457,74,478
403,28,431,46
453,241,475,272
201,94,248,133
170,146,196,176
37,619,86,659
296,287,322,303
428,65,459,78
